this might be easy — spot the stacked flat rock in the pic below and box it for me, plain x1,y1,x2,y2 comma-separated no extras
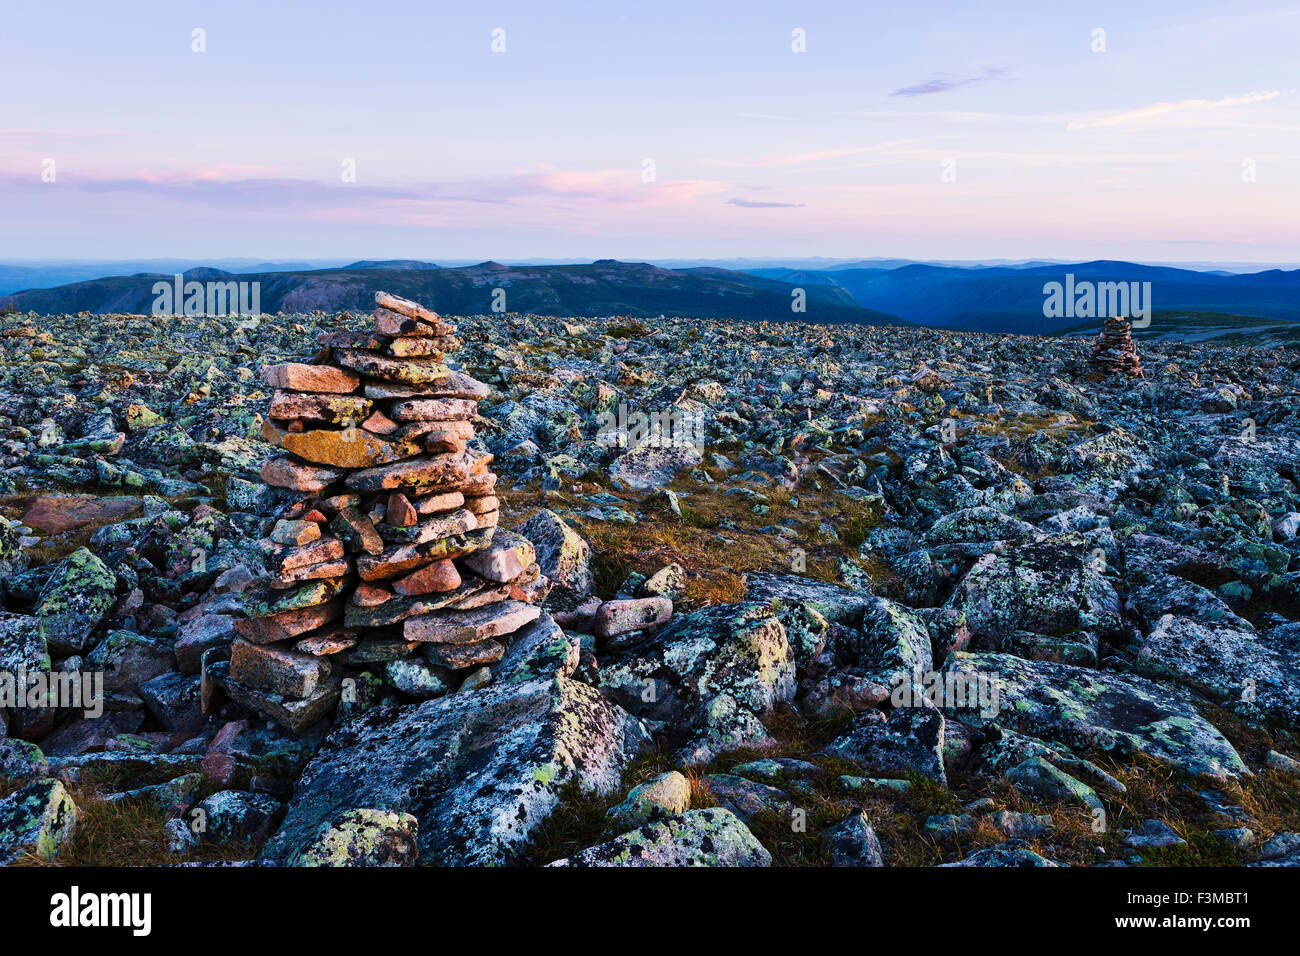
1089,316,1143,378
219,292,551,730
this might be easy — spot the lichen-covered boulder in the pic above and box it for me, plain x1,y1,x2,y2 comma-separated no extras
855,596,934,678
1006,756,1103,812
641,562,686,601
85,629,174,693
743,572,876,625
262,676,650,866
1123,818,1185,849
225,476,283,515
925,506,1036,545
49,750,203,790
946,542,1122,644
173,613,237,673
0,739,50,781
609,444,702,491
607,770,692,828
383,658,452,699
0,519,29,579
1135,614,1300,729
102,773,202,814
548,808,770,866
139,672,204,733
977,726,1126,796
1124,569,1251,633
702,773,795,822
33,547,118,656
822,810,884,866
1066,428,1154,491
944,652,1248,780
519,509,593,608
989,809,1055,840
0,778,78,864
289,808,419,867
767,601,830,671
938,840,1060,867
195,790,284,845
597,602,795,761
0,612,50,676
820,705,948,786
802,670,893,719
493,612,579,684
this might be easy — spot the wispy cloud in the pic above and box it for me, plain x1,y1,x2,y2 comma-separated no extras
0,165,734,218
725,198,804,208
891,67,1009,98
1066,91,1284,130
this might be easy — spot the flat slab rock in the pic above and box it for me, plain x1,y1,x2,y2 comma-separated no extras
742,572,876,624
363,371,485,401
423,637,505,670
345,453,470,492
23,494,142,535
219,667,342,733
404,599,540,644
261,676,651,866
593,597,674,638
261,456,346,493
609,444,702,491
263,363,360,394
943,652,1249,781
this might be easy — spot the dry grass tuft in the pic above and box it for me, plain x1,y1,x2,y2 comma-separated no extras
11,788,260,867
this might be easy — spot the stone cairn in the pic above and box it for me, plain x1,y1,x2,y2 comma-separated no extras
1089,316,1143,378
214,292,549,730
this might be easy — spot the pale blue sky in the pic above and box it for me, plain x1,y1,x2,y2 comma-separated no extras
2,0,1297,262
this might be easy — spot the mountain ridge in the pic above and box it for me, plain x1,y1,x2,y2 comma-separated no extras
0,260,903,326
4,258,1297,337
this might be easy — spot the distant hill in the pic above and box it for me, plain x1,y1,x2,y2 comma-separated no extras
0,260,904,325
0,259,359,294
746,260,1300,334
342,260,440,270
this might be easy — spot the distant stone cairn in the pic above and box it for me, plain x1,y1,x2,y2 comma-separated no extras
1089,316,1143,378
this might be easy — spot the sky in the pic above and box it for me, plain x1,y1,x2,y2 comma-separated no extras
2,0,1298,263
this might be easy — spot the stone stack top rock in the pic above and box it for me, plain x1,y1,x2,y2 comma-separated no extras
209,292,554,730
1089,316,1144,379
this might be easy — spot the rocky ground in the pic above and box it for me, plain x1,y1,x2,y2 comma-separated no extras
0,307,1298,867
